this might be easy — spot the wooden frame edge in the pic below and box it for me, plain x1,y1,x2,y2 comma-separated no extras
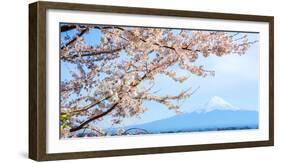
29,2,39,160
29,1,274,161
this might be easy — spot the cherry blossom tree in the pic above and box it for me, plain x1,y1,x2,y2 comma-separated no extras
60,24,256,138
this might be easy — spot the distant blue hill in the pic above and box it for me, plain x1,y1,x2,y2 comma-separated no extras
119,110,258,135
100,96,259,136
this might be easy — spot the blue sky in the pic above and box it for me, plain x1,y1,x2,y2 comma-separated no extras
60,25,259,129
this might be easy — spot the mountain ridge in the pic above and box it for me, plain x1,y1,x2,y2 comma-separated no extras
124,110,258,133
106,96,259,135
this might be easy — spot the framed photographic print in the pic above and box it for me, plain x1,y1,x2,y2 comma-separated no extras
29,1,274,161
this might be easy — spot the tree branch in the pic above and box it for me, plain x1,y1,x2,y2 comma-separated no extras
70,103,119,132
61,27,89,50
69,96,111,114
68,69,145,132
61,25,77,32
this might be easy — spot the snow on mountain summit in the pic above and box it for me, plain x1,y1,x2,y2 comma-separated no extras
206,96,238,109
194,96,240,113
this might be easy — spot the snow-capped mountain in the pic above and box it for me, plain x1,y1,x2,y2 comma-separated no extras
124,110,258,133
112,96,258,135
106,96,258,135
192,96,240,113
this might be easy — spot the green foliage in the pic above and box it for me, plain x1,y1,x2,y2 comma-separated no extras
60,112,70,129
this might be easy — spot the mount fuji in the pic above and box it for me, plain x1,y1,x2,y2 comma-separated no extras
120,96,259,134
192,96,241,113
